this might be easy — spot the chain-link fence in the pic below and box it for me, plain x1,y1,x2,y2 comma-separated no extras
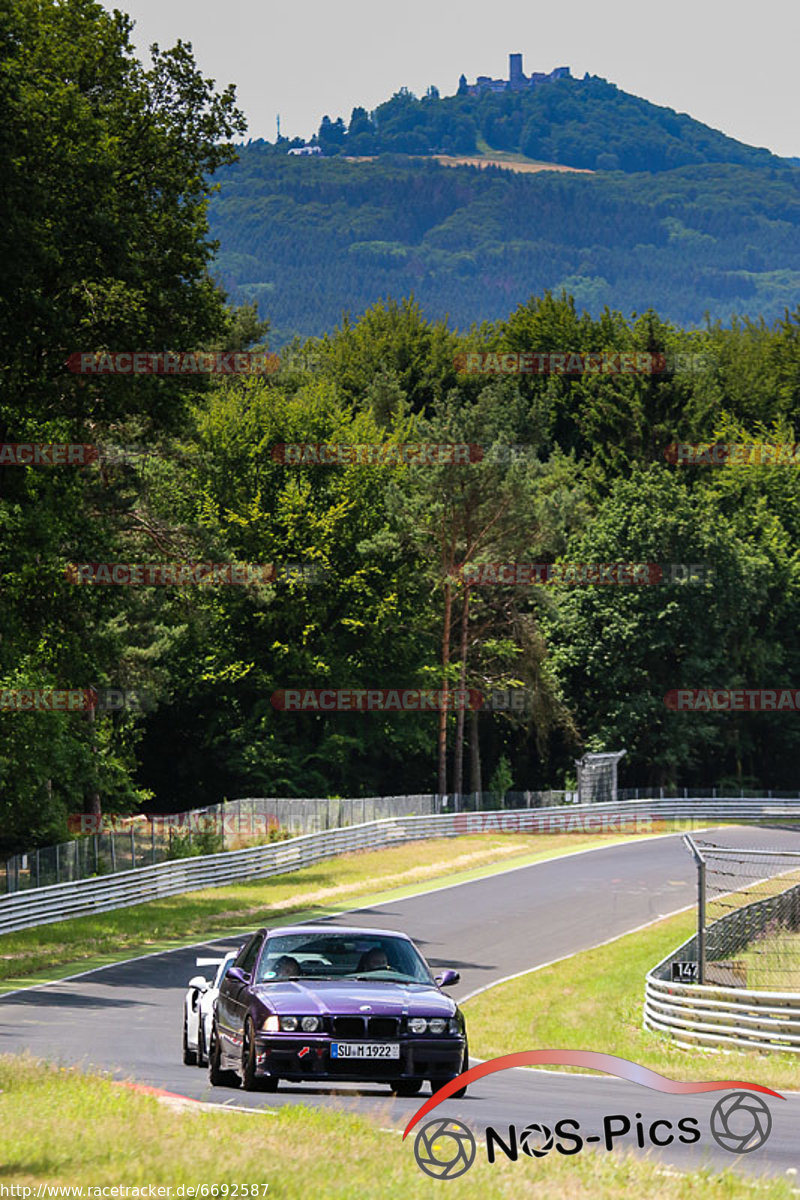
675,837,800,990
5,786,800,895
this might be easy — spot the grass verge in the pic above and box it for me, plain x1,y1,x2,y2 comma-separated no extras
463,910,800,1092
0,831,664,989
1,1055,796,1198
738,928,800,991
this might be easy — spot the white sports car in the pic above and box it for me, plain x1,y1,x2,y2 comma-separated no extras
182,952,237,1066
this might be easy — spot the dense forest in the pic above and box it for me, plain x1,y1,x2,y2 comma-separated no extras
1,0,799,858
209,149,800,343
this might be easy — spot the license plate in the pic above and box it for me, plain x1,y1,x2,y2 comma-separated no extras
331,1042,400,1059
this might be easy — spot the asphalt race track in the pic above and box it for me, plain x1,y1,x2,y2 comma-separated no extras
2,826,798,1183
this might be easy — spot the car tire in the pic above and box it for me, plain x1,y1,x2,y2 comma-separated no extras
390,1079,423,1096
182,1013,197,1066
242,1019,274,1091
208,1022,238,1088
432,1041,469,1098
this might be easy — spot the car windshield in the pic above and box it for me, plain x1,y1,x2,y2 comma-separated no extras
255,933,433,984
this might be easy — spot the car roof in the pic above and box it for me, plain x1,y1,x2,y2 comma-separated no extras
265,924,412,940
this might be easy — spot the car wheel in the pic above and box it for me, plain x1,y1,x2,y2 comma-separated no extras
182,1013,197,1066
390,1079,423,1097
433,1041,469,1098
208,1022,238,1088
242,1019,275,1091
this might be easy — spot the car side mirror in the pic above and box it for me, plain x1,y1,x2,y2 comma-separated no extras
188,975,209,990
227,966,249,983
435,969,460,987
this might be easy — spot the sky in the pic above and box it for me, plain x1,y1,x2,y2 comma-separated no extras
114,0,799,158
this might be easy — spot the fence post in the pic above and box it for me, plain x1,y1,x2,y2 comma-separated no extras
130,827,136,869
55,842,60,884
110,834,116,873
151,821,156,865
697,856,706,984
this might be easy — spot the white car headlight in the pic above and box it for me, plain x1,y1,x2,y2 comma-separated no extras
261,1015,280,1032
428,1018,447,1035
300,1016,320,1032
280,1016,299,1031
408,1018,428,1034
448,1018,460,1035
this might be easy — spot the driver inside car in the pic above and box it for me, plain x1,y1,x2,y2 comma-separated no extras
357,947,389,972
273,955,301,978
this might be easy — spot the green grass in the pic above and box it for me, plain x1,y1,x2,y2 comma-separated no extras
463,911,800,1092
0,831,663,990
738,928,800,992
1,1056,796,1198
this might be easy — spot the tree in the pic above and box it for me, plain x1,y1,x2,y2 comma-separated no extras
0,0,245,848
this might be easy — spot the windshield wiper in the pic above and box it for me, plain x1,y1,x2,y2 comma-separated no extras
349,974,419,983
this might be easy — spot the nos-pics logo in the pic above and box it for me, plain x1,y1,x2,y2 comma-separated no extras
404,1052,782,1180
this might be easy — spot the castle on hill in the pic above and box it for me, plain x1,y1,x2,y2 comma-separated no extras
459,53,571,96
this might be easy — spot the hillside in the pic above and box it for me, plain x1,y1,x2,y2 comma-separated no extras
208,149,800,345
303,73,784,174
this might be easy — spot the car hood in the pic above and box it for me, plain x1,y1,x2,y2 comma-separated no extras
252,979,457,1018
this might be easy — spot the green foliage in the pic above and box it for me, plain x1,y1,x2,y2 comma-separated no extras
2,4,800,860
488,754,513,800
209,149,800,344
166,828,224,859
308,74,782,174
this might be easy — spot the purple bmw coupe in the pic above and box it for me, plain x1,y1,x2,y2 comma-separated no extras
207,924,469,1096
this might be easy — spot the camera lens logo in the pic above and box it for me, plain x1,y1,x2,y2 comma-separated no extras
520,1122,554,1157
414,1118,476,1179
710,1092,772,1153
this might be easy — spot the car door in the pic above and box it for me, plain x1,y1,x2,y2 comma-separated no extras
221,934,263,1047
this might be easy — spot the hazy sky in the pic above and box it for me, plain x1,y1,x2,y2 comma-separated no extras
115,0,798,157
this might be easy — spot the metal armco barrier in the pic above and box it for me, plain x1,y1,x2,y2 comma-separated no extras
1,796,799,936
644,878,800,1055
645,969,800,1055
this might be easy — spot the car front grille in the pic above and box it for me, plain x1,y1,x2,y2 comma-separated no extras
332,1016,400,1039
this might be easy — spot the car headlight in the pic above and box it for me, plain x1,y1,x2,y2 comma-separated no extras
300,1016,320,1032
280,1016,299,1031
448,1018,460,1035
428,1018,448,1035
261,1015,280,1032
408,1017,428,1034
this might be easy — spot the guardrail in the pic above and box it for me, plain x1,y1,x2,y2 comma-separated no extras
1,793,441,894
1,795,799,937
644,974,800,1054
644,878,800,1054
